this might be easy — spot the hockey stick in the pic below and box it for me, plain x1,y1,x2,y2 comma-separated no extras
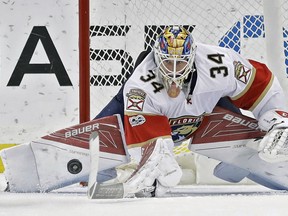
87,131,100,199
87,131,125,199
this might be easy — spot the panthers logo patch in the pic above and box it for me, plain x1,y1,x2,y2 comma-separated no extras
169,115,203,143
126,89,146,111
234,61,252,84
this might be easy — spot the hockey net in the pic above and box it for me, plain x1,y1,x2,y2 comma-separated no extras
87,0,288,185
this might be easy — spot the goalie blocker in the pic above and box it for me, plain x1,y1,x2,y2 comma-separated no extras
0,115,129,192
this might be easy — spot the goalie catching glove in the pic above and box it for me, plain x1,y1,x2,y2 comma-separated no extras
124,138,182,197
257,110,288,163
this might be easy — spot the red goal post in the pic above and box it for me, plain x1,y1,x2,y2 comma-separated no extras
79,0,90,123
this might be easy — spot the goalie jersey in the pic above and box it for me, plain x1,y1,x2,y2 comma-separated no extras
123,43,286,147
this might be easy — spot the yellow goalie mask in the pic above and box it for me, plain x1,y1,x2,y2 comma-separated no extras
154,26,196,98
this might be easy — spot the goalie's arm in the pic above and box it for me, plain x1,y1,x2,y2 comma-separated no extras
227,55,288,163
124,111,172,148
226,52,286,121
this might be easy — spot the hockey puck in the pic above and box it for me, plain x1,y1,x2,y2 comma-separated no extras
67,159,82,174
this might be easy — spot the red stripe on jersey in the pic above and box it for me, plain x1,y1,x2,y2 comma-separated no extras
231,59,273,110
124,114,171,147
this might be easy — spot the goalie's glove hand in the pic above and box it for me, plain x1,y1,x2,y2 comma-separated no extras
124,138,182,197
258,127,288,163
257,110,288,163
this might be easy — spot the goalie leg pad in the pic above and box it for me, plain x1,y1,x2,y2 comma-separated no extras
192,138,288,190
189,107,288,190
213,162,250,183
1,141,90,193
247,173,287,190
2,140,129,193
1,144,40,192
1,115,130,193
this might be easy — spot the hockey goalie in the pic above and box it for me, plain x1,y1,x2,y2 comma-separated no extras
2,25,288,198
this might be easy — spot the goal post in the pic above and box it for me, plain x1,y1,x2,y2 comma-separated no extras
79,0,91,123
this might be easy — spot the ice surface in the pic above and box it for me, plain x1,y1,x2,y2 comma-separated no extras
1,174,288,216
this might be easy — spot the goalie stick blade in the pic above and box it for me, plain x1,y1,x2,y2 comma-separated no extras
87,132,126,199
87,131,128,199
89,183,125,199
87,132,100,199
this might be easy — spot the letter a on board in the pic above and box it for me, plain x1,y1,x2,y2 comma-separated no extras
7,26,72,86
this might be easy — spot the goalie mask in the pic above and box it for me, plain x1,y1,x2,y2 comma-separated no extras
154,26,196,98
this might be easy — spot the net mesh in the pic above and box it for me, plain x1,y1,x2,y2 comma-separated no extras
89,0,283,118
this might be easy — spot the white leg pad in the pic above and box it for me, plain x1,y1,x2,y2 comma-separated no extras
1,115,129,193
191,139,288,190
1,144,40,192
1,141,90,193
